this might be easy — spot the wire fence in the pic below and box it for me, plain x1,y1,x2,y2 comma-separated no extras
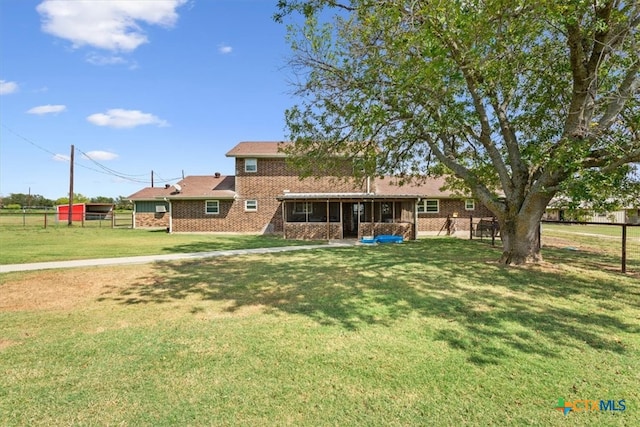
467,217,640,274
0,211,133,229
541,220,640,275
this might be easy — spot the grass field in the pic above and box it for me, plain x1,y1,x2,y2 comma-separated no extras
1,238,638,426
0,227,321,265
541,222,640,274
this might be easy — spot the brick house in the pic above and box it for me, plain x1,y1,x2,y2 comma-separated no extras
127,141,493,239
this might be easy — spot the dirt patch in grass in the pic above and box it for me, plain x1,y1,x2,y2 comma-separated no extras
0,265,154,312
0,339,19,350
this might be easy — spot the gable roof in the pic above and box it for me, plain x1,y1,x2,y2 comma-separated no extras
225,141,291,158
127,175,236,201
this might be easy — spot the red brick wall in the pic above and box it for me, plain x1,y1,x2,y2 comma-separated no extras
284,223,342,240
170,199,282,233
417,199,493,233
236,158,365,195
229,158,365,234
135,212,169,228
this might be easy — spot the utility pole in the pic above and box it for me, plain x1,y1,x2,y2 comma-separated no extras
151,170,154,187
68,144,74,226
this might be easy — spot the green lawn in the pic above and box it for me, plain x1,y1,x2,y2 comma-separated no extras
542,222,625,238
0,227,322,264
1,239,638,426
541,222,640,274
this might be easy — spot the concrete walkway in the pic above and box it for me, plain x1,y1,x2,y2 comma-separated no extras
0,242,355,273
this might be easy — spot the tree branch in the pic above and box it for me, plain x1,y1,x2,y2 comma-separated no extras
424,133,505,216
597,59,640,130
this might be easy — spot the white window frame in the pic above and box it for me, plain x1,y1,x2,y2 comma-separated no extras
244,158,257,173
205,200,220,215
418,199,439,213
465,199,475,211
245,199,258,212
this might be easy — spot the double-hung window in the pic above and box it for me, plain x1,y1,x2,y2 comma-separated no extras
245,200,258,212
418,199,439,213
465,199,475,211
245,158,257,173
205,200,219,214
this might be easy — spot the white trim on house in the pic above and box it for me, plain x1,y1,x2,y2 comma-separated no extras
244,158,257,173
245,200,258,211
418,199,439,213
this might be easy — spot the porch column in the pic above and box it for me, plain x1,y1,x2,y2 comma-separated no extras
371,199,374,237
339,202,344,239
414,198,418,239
326,199,330,240
282,200,286,239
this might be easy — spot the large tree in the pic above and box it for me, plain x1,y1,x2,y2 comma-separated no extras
275,0,639,264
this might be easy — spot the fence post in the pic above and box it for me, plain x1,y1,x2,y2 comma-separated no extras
491,217,496,246
622,224,627,274
470,216,473,240
538,221,541,250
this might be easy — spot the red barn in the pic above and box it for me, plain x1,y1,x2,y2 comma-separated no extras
57,203,113,222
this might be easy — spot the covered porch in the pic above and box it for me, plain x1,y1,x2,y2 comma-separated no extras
279,193,418,241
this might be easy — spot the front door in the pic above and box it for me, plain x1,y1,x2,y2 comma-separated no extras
342,202,363,237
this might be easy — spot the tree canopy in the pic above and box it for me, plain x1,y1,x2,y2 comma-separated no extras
276,0,639,264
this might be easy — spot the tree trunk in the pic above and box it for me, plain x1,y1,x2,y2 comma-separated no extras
497,198,549,265
499,216,541,264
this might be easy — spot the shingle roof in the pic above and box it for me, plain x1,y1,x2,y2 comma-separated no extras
127,175,236,200
225,141,291,158
373,176,462,198
126,185,176,201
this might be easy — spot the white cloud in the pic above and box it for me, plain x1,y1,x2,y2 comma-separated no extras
0,80,19,95
85,53,128,66
36,0,187,52
87,108,169,128
82,150,119,161
53,154,70,162
27,104,67,115
218,44,233,54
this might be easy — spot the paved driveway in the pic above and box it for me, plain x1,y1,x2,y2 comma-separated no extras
0,242,354,273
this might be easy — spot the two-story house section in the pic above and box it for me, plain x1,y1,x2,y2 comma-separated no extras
127,141,494,239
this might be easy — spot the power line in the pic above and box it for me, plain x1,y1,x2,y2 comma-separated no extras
2,123,182,185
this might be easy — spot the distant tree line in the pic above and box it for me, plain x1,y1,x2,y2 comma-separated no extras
0,193,132,210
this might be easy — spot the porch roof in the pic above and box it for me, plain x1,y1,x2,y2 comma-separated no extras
278,192,420,200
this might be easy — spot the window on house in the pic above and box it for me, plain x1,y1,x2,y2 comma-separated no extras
418,199,439,213
245,200,258,211
245,158,257,173
465,199,475,210
205,200,219,214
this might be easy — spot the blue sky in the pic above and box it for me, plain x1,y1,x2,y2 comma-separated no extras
0,0,296,200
